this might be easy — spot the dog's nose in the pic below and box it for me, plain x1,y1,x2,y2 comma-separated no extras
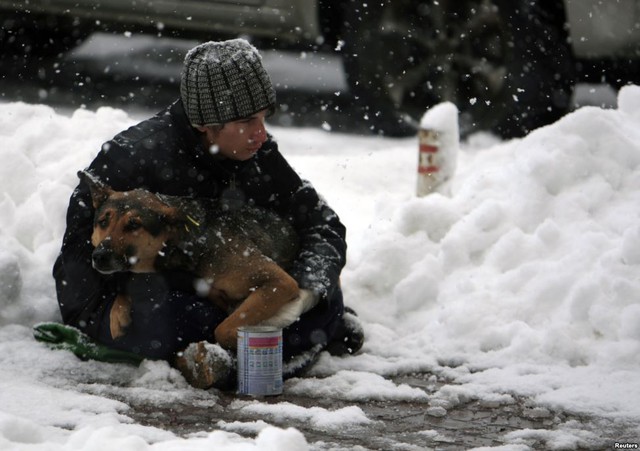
92,247,111,269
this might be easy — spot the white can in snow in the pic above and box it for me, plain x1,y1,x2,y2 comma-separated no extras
237,326,283,396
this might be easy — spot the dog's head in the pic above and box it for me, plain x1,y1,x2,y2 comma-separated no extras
78,170,186,274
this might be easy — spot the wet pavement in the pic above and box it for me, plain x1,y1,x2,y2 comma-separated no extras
123,372,635,450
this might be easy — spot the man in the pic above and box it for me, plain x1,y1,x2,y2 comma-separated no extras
53,39,363,389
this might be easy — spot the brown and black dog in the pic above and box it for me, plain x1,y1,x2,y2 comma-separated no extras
78,170,312,350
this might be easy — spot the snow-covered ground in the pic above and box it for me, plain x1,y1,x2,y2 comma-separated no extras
2,85,640,450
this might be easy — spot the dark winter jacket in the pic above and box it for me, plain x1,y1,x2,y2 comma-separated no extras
52,100,347,338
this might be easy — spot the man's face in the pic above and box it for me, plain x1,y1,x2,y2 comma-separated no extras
202,109,269,161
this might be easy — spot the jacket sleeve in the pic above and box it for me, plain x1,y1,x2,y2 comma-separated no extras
52,141,139,338
52,169,119,338
260,147,347,302
288,181,347,302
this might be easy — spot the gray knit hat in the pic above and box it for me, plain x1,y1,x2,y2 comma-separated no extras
180,39,276,126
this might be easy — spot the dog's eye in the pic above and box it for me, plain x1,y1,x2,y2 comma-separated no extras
97,213,110,229
126,219,142,231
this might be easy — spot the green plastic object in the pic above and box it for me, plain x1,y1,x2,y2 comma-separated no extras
33,322,144,366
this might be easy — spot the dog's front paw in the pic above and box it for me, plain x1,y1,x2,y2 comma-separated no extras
110,295,132,339
174,341,235,390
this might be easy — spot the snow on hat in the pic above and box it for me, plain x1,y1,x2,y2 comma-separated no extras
180,39,276,126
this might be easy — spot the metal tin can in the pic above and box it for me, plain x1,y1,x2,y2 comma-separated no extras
237,326,283,396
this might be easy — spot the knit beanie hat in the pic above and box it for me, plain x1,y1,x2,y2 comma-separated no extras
180,39,276,126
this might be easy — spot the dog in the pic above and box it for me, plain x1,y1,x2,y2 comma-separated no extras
78,170,316,350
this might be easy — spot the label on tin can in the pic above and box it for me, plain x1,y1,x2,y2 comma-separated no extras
237,326,283,396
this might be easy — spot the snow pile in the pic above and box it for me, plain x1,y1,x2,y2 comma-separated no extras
336,86,640,416
1,85,640,449
347,88,640,367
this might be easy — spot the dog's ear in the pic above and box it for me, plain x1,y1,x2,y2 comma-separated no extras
153,194,184,227
77,170,113,209
154,194,203,231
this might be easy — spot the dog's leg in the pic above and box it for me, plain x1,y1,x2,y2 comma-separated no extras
211,261,300,349
110,294,132,339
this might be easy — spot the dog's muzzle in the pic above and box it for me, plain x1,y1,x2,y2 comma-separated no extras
92,240,131,274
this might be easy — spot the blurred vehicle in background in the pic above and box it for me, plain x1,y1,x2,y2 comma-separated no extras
1,0,639,138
